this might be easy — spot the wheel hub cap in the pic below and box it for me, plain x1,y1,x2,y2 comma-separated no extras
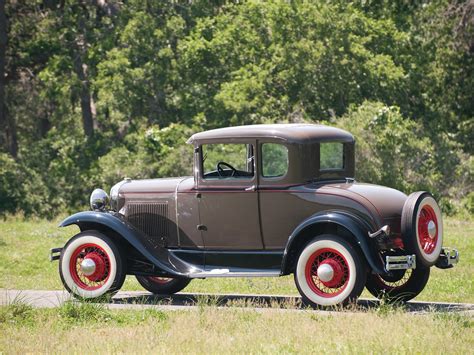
316,259,345,288
316,263,334,282
427,220,437,239
80,258,96,276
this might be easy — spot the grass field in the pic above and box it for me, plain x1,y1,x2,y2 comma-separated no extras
1,299,473,353
0,216,472,302
0,216,473,354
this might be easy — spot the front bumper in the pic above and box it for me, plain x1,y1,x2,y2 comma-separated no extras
49,247,62,261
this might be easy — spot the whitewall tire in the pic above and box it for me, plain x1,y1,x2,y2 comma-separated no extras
59,231,126,299
402,192,443,267
294,234,366,307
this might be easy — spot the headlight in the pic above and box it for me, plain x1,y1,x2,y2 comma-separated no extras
90,188,109,211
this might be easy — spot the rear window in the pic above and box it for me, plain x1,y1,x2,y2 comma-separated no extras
320,142,344,170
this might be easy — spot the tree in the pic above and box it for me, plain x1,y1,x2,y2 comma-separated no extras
0,0,18,158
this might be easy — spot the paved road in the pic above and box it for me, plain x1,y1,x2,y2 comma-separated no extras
1,289,473,315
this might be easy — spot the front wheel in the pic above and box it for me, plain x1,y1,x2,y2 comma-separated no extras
366,267,430,303
59,231,126,299
294,234,367,307
136,276,191,295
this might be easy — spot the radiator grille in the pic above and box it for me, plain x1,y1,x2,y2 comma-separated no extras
126,202,170,239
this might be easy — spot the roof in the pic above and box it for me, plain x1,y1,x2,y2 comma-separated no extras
187,124,354,144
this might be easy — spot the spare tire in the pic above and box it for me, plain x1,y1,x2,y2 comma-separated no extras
401,191,443,267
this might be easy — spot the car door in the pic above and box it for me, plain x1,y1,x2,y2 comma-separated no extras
196,140,263,250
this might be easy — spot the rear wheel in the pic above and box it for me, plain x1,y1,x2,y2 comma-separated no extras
136,276,191,295
59,231,126,299
294,234,366,307
366,267,430,302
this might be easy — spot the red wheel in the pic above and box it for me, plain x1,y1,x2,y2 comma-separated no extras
417,205,439,255
69,243,111,290
402,192,443,267
59,231,126,299
305,248,350,298
136,275,191,294
295,234,366,307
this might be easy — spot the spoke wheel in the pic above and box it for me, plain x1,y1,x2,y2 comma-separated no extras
366,267,430,303
69,243,111,291
402,192,443,267
305,248,350,298
59,231,126,299
136,275,191,295
294,234,366,307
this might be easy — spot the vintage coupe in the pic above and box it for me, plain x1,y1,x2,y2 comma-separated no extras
51,124,459,307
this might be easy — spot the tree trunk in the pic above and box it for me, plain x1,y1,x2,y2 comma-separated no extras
73,54,95,137
72,8,96,138
0,0,7,151
0,0,18,157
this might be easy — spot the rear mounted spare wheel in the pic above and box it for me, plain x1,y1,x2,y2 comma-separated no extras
401,192,443,267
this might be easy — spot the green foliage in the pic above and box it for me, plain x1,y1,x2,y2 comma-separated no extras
337,102,438,194
1,1,472,217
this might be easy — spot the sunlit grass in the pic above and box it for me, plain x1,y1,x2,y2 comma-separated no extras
0,299,472,353
0,216,472,303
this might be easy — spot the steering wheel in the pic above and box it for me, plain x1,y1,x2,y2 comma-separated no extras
217,161,238,177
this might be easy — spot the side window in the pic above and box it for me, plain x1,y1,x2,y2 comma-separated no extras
202,143,254,179
320,142,344,170
262,143,288,178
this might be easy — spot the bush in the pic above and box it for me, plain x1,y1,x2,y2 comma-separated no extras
337,101,438,195
336,101,473,214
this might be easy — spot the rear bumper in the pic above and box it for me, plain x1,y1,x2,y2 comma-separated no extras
435,248,459,269
384,247,459,271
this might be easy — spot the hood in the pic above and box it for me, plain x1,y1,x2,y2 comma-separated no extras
119,177,187,194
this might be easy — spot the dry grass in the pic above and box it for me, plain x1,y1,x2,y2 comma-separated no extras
0,301,473,354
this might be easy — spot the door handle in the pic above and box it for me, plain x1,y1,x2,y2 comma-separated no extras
245,185,256,191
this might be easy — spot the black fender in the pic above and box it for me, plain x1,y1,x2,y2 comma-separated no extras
281,211,386,275
59,211,197,277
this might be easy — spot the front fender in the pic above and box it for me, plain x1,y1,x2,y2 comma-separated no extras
281,211,385,274
59,211,195,277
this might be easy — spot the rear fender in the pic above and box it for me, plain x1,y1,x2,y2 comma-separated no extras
59,211,192,277
281,211,385,275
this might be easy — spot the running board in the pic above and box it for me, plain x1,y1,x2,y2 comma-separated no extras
188,269,281,278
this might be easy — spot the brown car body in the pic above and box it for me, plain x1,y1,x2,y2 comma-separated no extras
56,124,458,304
59,124,419,278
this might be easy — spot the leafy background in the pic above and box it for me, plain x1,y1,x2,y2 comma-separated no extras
0,0,472,218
